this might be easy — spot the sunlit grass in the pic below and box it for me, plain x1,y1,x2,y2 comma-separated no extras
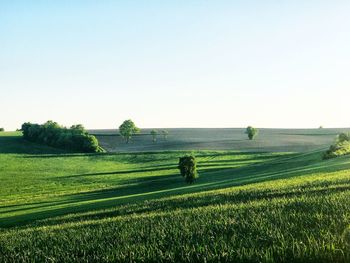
0,132,349,262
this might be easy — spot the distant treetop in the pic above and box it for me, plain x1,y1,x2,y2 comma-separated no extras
119,119,140,143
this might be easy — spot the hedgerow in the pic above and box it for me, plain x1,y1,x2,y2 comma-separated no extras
21,121,103,153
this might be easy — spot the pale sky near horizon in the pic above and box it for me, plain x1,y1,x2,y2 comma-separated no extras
1,1,350,131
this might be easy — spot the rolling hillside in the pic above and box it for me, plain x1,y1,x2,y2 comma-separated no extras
0,132,349,262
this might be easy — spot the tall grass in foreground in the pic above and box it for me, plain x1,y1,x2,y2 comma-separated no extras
1,169,349,262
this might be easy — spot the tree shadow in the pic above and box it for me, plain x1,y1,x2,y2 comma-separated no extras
55,154,278,180
2,151,349,228
0,136,67,154
38,181,350,227
58,167,179,179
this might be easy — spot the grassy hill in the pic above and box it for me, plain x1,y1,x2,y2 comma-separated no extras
91,128,350,153
0,132,349,262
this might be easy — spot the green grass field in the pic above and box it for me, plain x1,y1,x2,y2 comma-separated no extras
0,131,349,262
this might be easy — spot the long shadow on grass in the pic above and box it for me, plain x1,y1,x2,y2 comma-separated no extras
59,166,178,179
0,136,67,154
57,156,275,179
2,151,350,228
0,153,313,226
38,180,350,227
20,150,262,160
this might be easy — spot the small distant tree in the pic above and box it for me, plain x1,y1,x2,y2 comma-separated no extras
161,130,169,140
246,126,258,140
319,126,323,129
178,155,198,183
150,129,158,142
119,119,140,143
0,128,4,132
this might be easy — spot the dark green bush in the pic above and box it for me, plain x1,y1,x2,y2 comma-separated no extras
178,155,198,183
21,121,103,153
323,133,350,159
338,133,350,143
0,128,4,132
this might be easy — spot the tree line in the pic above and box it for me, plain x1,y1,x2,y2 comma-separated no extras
118,119,169,143
17,118,261,184
117,120,260,184
18,118,349,184
21,121,103,153
118,119,259,143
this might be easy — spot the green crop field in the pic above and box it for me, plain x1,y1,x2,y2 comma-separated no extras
0,131,350,262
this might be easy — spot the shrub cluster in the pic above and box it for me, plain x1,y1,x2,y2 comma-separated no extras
178,155,198,183
0,128,4,132
323,133,350,159
21,121,103,153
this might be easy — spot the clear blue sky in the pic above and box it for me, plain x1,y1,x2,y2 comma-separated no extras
1,0,349,130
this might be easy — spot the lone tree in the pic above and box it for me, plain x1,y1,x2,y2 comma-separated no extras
0,128,4,132
246,126,258,140
161,130,169,140
119,119,140,143
150,129,158,142
178,155,198,183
